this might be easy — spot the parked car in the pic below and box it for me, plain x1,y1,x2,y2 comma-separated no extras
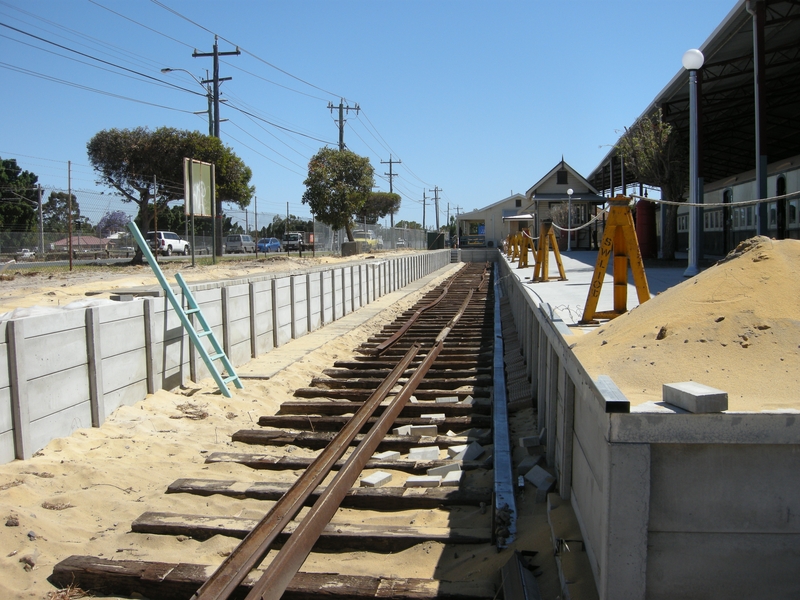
146,231,190,256
225,234,256,253
282,231,314,251
396,238,406,248
258,237,281,253
17,248,36,259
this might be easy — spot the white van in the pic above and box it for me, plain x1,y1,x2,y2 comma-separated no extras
225,234,256,253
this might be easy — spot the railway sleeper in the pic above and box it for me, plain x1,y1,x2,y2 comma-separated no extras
204,451,492,473
230,429,491,451
256,414,491,432
165,477,492,510
130,511,492,551
50,556,497,600
276,400,491,417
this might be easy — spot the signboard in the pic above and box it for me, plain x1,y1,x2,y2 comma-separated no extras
183,158,213,217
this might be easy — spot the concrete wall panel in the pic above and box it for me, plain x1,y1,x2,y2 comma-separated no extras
646,532,800,599
0,387,12,434
272,277,292,347
291,275,308,339
308,273,321,331
102,350,148,395
0,431,14,464
27,365,91,422
102,379,148,415
29,400,92,451
25,327,87,380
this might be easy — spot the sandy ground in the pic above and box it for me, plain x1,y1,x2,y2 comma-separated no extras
573,237,800,410
0,252,559,600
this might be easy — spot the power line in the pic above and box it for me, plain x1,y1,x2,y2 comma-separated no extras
148,0,342,99
86,0,195,49
0,22,206,96
0,61,198,112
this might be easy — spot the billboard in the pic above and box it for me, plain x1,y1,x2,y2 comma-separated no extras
183,158,213,217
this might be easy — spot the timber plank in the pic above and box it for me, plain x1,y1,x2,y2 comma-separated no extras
277,400,490,417
204,451,491,473
50,556,496,599
131,511,492,550
256,414,490,432
230,429,491,451
292,387,490,400
165,478,492,509
308,376,489,390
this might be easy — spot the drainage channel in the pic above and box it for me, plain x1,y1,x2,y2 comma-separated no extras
51,262,528,600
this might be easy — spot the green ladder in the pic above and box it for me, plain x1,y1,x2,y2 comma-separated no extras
127,222,243,398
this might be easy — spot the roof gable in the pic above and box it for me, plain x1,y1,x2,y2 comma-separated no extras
525,158,599,197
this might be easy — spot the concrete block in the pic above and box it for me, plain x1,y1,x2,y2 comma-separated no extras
372,450,400,461
408,446,440,461
360,471,392,487
420,413,446,420
460,441,484,461
409,395,419,404
517,455,543,475
427,462,461,477
462,395,474,405
404,475,441,488
445,430,457,437
447,444,468,458
524,465,556,493
409,424,438,437
436,396,459,403
519,435,540,448
663,381,728,413
393,425,412,436
441,470,463,486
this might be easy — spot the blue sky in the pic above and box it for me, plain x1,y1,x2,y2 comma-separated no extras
1,0,736,229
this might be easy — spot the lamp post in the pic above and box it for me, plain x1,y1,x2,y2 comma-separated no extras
682,48,704,277
161,68,213,136
566,188,574,251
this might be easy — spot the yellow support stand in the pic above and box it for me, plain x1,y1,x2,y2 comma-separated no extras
518,229,534,269
580,196,650,324
532,219,567,282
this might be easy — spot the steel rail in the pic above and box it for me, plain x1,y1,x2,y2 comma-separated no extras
246,286,479,600
193,345,421,600
369,272,457,355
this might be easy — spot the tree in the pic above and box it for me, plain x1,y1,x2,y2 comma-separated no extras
96,210,130,236
396,220,422,229
42,191,90,233
301,148,374,241
0,157,39,237
616,109,688,260
357,191,401,225
87,127,254,261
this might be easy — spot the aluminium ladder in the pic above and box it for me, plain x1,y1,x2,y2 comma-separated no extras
127,222,243,397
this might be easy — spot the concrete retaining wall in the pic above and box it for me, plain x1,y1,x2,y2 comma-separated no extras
1,251,450,464
498,256,800,599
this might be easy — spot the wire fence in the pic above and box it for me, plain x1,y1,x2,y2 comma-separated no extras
0,186,433,274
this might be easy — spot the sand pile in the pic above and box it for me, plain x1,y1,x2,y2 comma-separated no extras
573,237,800,411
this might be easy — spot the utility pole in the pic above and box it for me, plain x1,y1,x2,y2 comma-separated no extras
327,99,360,150
422,191,426,231
194,36,240,256
429,186,441,230
381,155,401,229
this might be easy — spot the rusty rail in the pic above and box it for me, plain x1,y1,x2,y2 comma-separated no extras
246,288,478,600
192,345,420,600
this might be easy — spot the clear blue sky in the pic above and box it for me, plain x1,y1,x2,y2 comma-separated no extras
1,0,736,229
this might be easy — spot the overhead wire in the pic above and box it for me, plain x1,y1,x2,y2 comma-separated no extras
0,22,206,96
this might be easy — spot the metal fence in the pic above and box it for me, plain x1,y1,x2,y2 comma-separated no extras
0,186,433,273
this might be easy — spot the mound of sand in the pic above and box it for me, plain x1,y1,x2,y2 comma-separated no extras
573,237,800,411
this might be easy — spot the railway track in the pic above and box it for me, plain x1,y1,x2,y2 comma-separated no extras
51,262,538,599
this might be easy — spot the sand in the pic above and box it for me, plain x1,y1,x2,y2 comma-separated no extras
572,237,800,411
0,253,555,600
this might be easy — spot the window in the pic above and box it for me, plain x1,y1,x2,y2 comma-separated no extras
769,203,777,227
557,170,568,185
789,200,798,225
678,214,688,232
515,198,521,207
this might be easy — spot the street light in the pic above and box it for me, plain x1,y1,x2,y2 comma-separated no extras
161,68,213,136
567,188,574,251
682,48,704,277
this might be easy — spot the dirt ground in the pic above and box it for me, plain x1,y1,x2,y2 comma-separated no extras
0,251,559,600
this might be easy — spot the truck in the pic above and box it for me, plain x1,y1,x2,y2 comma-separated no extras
352,230,383,250
282,231,314,252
